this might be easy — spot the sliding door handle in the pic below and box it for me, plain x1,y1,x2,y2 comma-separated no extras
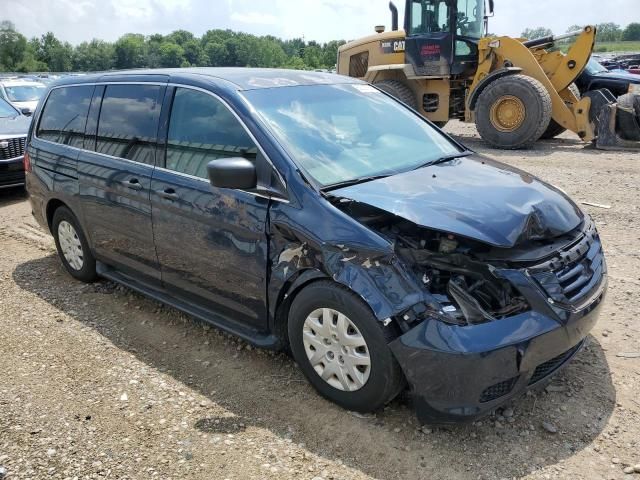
156,188,179,200
121,178,143,190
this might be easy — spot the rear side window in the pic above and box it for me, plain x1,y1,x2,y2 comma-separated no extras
37,86,93,148
96,84,163,165
165,88,256,179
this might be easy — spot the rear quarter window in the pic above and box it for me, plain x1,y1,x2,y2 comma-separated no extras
37,86,94,148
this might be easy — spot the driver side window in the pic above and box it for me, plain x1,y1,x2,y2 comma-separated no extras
165,88,257,179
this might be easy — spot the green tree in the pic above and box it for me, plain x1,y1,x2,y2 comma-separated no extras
596,23,622,42
72,39,114,71
182,39,207,66
31,32,73,71
566,25,583,34
302,43,323,69
158,42,185,67
322,40,345,69
114,33,146,69
622,23,640,41
204,41,229,66
521,27,553,40
0,21,28,71
166,30,194,46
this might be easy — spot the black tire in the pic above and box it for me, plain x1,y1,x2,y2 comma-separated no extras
540,84,580,139
475,74,552,149
616,93,640,141
52,206,98,282
288,281,405,413
374,79,417,109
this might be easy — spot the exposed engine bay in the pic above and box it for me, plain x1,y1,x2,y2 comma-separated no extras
330,198,589,326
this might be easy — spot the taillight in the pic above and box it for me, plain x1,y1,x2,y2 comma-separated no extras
24,150,32,172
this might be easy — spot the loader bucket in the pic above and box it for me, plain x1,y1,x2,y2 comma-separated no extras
589,90,640,150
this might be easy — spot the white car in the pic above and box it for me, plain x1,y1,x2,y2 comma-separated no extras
0,79,47,116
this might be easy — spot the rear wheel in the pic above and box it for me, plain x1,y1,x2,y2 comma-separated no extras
52,206,97,282
288,281,404,412
475,74,552,149
374,79,417,109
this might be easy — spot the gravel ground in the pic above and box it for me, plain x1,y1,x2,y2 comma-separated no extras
0,122,639,480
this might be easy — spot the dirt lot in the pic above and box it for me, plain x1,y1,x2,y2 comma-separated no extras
1,122,639,480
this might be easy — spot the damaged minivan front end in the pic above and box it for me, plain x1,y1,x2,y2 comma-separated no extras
325,155,607,424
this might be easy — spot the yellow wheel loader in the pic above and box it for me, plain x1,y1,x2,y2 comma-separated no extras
337,0,640,150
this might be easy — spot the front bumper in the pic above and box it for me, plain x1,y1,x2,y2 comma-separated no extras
0,156,25,188
389,265,607,425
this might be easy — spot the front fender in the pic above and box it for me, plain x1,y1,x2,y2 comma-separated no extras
268,232,426,324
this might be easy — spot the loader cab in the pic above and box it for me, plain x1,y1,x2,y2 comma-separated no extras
403,0,487,77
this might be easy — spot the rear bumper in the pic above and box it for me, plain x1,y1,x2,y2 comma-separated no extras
0,156,24,188
389,274,606,425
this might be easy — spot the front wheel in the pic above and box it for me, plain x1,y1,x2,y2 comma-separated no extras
475,74,552,149
288,281,404,412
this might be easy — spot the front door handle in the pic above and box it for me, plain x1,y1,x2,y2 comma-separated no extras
121,178,143,190
157,188,179,200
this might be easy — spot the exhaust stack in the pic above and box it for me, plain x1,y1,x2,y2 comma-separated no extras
389,2,398,31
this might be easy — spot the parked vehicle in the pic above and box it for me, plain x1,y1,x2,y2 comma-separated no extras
576,58,640,97
25,69,607,424
0,98,30,189
0,79,47,116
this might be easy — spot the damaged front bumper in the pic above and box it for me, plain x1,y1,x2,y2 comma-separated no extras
389,247,607,425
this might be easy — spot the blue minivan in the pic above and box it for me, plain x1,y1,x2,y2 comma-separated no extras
25,68,607,424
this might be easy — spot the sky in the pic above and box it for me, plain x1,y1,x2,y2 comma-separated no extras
3,0,640,45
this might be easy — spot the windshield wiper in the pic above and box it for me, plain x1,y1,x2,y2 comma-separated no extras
321,173,394,192
412,150,473,170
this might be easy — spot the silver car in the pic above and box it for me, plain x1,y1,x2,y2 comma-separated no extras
0,97,30,188
0,78,47,116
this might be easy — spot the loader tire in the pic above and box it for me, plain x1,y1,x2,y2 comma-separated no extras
475,74,552,149
616,93,640,141
374,80,418,109
540,84,581,139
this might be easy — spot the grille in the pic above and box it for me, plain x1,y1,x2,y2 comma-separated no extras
527,342,582,386
479,376,519,403
348,51,369,78
531,225,605,306
0,137,26,160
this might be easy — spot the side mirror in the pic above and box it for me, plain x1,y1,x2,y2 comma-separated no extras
207,157,257,190
21,108,32,116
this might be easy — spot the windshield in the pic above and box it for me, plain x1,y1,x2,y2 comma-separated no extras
4,84,46,102
456,0,485,38
410,0,484,37
586,59,608,75
0,98,19,117
243,84,461,188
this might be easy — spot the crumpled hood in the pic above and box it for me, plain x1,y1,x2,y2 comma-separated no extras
332,155,583,248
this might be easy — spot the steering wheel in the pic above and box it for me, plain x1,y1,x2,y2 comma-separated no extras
456,12,469,33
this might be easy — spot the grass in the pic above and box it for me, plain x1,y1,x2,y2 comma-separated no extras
593,41,640,54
